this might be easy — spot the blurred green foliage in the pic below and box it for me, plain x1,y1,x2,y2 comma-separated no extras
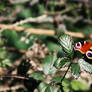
0,0,92,92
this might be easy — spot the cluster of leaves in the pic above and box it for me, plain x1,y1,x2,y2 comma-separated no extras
0,0,92,92
29,35,91,92
0,38,11,67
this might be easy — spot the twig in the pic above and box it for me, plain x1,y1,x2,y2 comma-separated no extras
45,5,78,15
57,62,72,91
0,24,92,38
0,15,47,32
60,62,72,83
9,0,29,4
12,15,47,26
0,74,29,80
0,24,56,36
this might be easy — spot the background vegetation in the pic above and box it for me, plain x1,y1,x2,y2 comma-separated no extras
0,0,92,92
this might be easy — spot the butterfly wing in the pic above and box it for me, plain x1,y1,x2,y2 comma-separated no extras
86,46,92,60
80,41,92,54
74,41,92,64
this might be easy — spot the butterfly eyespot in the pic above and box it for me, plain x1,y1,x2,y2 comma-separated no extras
86,51,92,60
75,42,82,49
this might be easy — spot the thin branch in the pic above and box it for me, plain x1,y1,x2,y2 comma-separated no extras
44,5,78,15
12,15,47,26
57,62,72,91
0,74,29,80
0,15,47,32
9,0,29,4
0,24,92,38
60,62,72,83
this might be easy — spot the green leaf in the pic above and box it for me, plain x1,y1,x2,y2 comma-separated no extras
0,48,8,59
46,41,62,53
45,86,52,92
3,30,18,42
18,9,32,18
51,76,63,83
48,1,61,6
3,30,32,50
71,80,89,91
14,41,28,50
0,39,4,46
45,85,60,92
0,59,11,67
51,86,60,92
37,4,45,15
71,63,80,79
62,79,70,92
2,30,18,47
59,35,74,58
54,57,70,69
42,55,57,75
38,82,48,92
0,4,6,11
29,72,45,81
78,59,92,73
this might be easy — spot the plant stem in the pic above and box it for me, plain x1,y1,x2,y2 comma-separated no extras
0,74,29,80
57,62,72,91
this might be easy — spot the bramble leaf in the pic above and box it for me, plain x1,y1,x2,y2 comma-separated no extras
71,63,80,79
78,59,92,73
38,82,48,92
51,76,63,83
54,57,70,69
45,85,60,92
29,72,45,81
42,55,57,75
59,35,74,58
71,80,89,91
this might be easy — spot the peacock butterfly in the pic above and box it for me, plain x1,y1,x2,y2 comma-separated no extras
74,41,92,64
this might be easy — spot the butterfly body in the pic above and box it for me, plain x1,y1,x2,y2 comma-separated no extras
74,41,92,63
